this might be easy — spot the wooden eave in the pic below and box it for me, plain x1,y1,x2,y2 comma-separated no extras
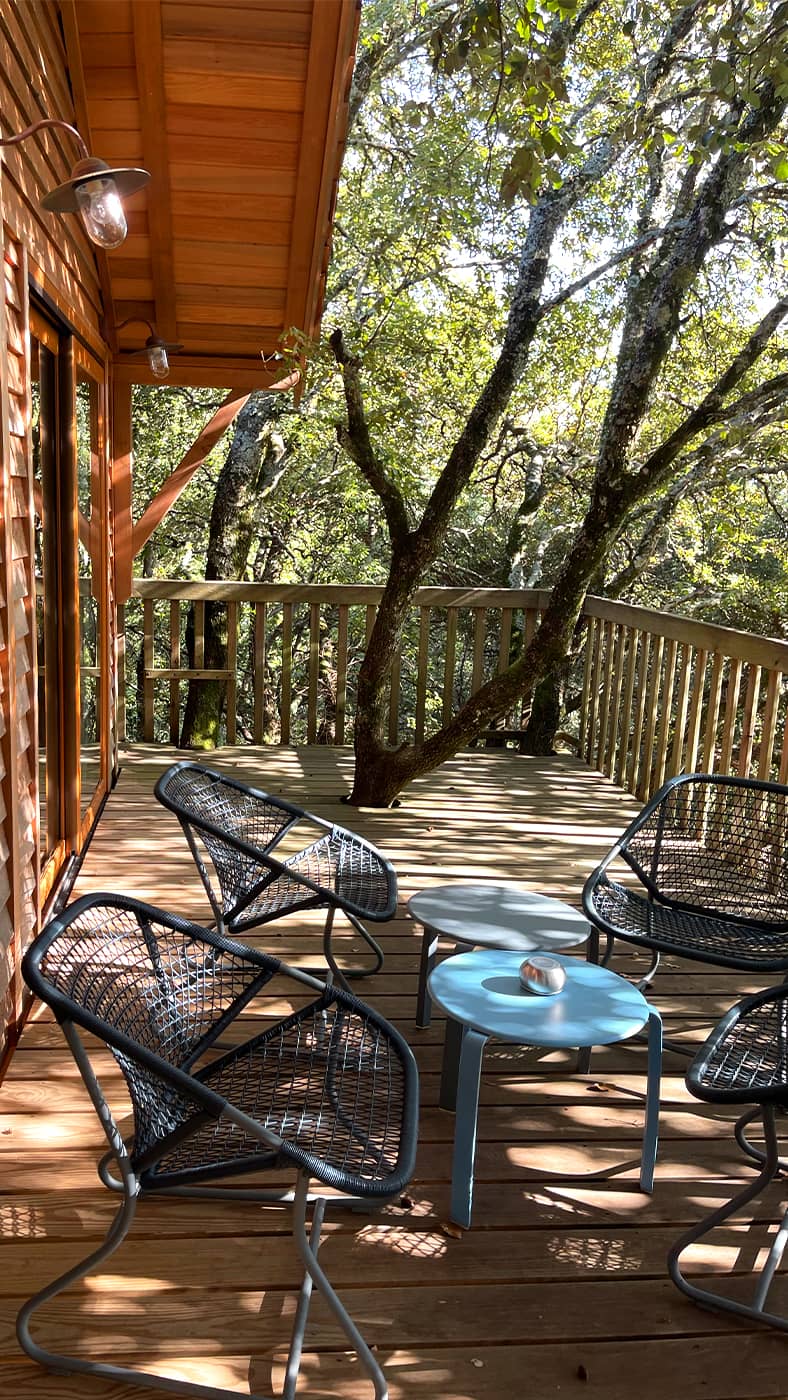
60,0,359,387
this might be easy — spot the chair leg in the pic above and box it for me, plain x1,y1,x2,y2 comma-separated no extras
283,1195,326,1400
291,1172,389,1399
322,907,385,988
669,1105,788,1331
18,1028,273,1399
23,1059,388,1398
734,1102,788,1173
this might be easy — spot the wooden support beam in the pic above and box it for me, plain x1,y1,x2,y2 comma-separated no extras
131,388,250,559
111,376,134,605
130,0,178,344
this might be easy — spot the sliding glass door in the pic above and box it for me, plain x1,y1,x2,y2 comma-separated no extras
30,304,109,891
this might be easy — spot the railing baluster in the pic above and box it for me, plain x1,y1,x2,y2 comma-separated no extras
193,601,204,668
143,598,154,742
307,601,320,744
700,652,725,775
498,608,513,673
603,622,627,779
443,607,458,725
226,602,237,744
684,647,709,776
719,657,742,773
281,602,293,746
117,602,126,744
415,607,430,744
668,642,693,779
579,617,595,762
585,617,603,765
471,608,486,696
520,606,538,728
639,633,664,800
615,627,639,787
169,599,179,744
738,664,762,777
595,619,615,773
627,632,652,796
253,602,266,744
652,637,678,792
758,670,781,781
336,604,348,746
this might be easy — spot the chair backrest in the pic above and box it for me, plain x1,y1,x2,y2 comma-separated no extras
23,894,278,1158
622,774,788,924
155,761,397,923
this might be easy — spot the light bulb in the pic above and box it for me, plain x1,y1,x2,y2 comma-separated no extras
74,177,128,249
146,339,170,379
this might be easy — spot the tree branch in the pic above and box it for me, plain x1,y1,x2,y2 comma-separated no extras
632,302,788,493
329,328,411,547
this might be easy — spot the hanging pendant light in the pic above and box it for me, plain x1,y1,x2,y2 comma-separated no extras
116,319,182,380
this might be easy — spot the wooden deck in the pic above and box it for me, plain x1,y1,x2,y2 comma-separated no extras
2,744,788,1399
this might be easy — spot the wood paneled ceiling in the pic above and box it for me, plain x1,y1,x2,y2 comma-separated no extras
60,0,359,386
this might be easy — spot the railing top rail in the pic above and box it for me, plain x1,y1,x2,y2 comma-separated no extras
128,580,788,673
584,595,788,672
131,580,554,608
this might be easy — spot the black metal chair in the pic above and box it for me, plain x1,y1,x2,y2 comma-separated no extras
669,982,788,1330
155,761,397,988
583,773,788,989
18,892,419,1400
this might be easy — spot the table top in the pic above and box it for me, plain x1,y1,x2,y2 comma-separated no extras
407,884,589,951
427,949,651,1047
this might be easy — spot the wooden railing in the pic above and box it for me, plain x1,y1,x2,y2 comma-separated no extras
123,581,551,748
578,597,788,801
123,581,788,803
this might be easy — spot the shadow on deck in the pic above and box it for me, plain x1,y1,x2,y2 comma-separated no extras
1,744,786,1398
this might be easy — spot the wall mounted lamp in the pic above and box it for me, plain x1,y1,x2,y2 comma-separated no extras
116,318,183,380
0,119,149,249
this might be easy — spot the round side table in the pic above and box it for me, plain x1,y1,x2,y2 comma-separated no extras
428,948,662,1227
408,884,590,1028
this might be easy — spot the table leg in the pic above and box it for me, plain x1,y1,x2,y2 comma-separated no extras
416,926,440,1028
439,1016,465,1112
577,929,600,1075
640,1008,662,1193
450,1028,488,1229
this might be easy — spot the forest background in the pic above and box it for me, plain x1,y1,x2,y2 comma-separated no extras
124,0,788,805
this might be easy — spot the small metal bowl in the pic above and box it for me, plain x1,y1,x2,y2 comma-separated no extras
519,954,566,996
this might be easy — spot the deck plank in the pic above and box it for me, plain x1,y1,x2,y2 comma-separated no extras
0,744,784,1397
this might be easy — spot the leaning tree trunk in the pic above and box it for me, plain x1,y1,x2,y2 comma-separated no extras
179,393,288,747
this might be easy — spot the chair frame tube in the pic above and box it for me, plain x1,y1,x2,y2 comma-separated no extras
17,1020,391,1399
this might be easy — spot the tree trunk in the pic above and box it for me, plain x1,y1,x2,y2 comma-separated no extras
179,393,288,747
520,670,562,755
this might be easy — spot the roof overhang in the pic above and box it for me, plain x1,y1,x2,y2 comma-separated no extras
60,0,359,386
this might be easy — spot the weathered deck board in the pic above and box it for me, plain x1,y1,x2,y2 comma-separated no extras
1,744,786,1398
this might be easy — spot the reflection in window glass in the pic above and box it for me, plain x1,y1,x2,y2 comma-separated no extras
76,370,102,816
31,335,59,859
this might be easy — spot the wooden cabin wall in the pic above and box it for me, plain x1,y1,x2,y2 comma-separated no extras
0,0,113,1059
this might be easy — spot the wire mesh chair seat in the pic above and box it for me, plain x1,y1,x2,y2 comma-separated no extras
18,892,418,1400
583,773,788,979
669,984,788,1330
155,761,396,986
